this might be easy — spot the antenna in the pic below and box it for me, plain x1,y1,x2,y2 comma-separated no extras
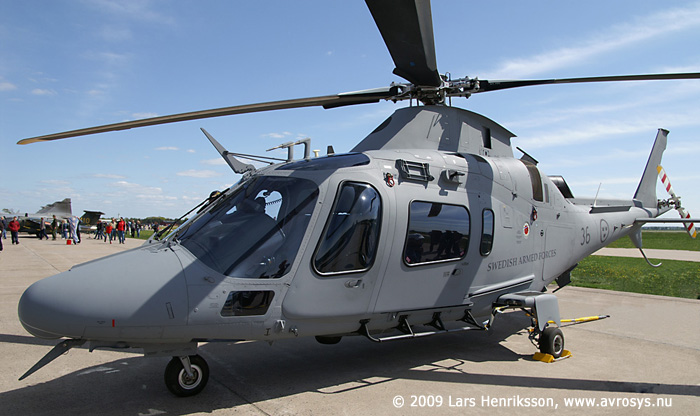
593,183,602,207
267,138,312,162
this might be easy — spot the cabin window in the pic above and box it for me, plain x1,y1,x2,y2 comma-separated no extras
480,209,495,256
314,182,382,274
522,161,543,202
404,201,470,266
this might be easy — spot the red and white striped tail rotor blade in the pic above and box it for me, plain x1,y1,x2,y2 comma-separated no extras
657,165,679,201
657,165,696,238
677,207,697,239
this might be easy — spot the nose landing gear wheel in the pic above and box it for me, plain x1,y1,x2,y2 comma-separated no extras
164,355,209,397
539,327,564,358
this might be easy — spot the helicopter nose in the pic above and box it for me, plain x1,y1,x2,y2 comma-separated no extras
18,245,188,340
18,275,76,339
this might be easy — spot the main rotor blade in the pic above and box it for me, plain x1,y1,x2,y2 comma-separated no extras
18,88,397,144
366,0,441,87
477,72,700,93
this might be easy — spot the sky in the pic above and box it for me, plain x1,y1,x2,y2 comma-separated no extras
2,0,700,223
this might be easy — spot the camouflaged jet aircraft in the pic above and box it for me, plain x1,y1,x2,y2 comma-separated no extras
16,198,72,237
15,0,699,397
17,198,103,238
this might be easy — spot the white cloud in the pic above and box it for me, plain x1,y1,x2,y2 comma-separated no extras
31,88,56,96
202,158,226,166
262,132,292,139
488,4,700,79
155,146,179,151
93,173,126,179
0,81,17,91
515,105,700,149
568,176,641,187
85,0,176,24
112,180,163,194
176,169,221,178
84,51,131,66
132,112,159,119
40,179,71,186
99,24,133,42
133,193,177,201
665,142,700,155
181,195,203,202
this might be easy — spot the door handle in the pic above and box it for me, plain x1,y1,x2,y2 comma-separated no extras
344,279,363,288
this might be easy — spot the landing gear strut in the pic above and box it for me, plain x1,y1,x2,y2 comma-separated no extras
493,291,565,359
164,354,209,397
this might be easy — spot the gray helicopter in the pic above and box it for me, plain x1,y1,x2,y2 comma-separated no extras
16,0,699,397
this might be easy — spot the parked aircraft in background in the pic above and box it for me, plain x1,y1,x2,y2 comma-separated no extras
16,198,104,237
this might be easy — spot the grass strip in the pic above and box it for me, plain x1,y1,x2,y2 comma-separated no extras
572,255,700,299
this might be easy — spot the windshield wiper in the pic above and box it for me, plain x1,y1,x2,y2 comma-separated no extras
154,190,227,242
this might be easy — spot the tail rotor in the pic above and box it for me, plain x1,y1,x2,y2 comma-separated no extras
657,165,697,238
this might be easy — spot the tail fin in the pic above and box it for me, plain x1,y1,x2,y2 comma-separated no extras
80,210,105,227
36,198,72,216
634,129,668,207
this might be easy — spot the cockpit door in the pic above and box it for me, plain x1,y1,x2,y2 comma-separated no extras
282,174,395,319
373,188,474,312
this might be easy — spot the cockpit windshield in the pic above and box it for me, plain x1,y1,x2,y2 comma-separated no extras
176,176,319,278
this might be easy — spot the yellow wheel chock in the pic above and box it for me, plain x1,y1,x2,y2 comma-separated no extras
532,315,608,362
533,349,572,363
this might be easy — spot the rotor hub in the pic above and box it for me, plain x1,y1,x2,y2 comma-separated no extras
387,76,481,106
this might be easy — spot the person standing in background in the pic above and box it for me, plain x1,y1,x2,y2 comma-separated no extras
68,216,79,245
51,215,58,240
8,216,20,245
39,217,49,240
105,221,113,244
117,217,126,244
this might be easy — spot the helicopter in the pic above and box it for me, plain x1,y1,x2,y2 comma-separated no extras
15,0,700,397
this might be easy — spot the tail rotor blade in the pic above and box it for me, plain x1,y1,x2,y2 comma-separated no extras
657,165,696,238
657,165,679,201
677,207,698,239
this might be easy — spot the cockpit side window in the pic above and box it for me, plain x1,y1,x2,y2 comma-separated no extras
178,176,318,278
404,201,470,266
314,182,382,275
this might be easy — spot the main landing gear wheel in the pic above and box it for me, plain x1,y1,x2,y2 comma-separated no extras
315,335,342,344
539,327,564,358
164,355,209,397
